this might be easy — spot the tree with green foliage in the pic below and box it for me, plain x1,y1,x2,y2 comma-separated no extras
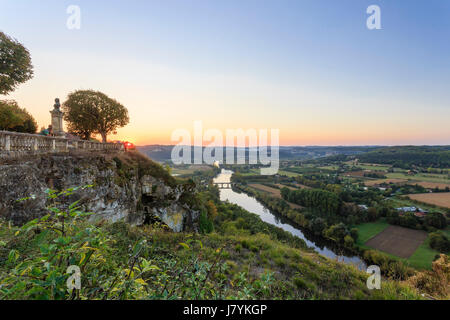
429,232,450,253
350,228,359,241
357,146,450,168
309,217,326,236
281,187,341,215
424,212,447,230
0,100,37,133
206,200,218,220
324,223,349,243
63,90,129,142
0,31,34,95
367,207,378,222
344,235,355,248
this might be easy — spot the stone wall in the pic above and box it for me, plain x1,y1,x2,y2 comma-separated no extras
0,130,124,159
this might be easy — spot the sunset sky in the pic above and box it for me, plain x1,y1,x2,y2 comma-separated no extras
1,0,449,146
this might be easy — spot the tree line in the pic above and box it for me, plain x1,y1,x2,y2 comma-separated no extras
280,187,341,216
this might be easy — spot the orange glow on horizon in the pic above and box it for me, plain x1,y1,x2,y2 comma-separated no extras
110,127,449,147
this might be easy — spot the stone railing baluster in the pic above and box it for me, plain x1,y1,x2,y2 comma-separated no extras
0,130,124,159
5,135,10,151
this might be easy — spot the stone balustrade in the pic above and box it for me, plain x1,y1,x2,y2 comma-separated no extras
0,130,124,159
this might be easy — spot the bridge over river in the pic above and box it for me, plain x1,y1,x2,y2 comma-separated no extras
212,182,236,189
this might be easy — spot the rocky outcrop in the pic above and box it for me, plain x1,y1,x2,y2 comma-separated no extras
140,175,199,232
0,152,199,232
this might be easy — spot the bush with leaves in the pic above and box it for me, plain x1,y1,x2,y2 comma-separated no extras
429,232,450,253
0,186,278,300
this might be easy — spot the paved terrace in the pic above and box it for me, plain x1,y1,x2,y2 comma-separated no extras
0,130,124,159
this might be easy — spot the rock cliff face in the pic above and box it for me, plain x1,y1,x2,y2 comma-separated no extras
0,151,199,232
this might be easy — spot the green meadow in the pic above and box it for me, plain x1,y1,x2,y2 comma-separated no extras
355,219,389,246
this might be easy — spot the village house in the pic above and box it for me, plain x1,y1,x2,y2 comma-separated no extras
396,206,428,217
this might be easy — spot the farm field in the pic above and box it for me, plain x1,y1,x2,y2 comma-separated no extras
344,162,392,171
248,184,303,209
407,236,441,270
318,165,339,170
388,197,442,213
237,169,260,176
355,164,391,171
171,165,212,176
355,220,389,245
407,192,450,209
281,166,324,174
249,184,283,198
277,170,300,177
407,181,450,190
364,177,450,190
386,172,450,184
275,184,297,190
276,183,310,190
343,170,366,177
365,225,428,259
357,221,440,269
364,178,408,187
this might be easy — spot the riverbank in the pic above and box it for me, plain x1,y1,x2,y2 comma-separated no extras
218,169,422,279
236,182,423,278
234,184,366,261
214,169,367,270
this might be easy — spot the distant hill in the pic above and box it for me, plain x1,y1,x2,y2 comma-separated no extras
355,146,450,168
138,145,450,168
137,145,174,162
137,145,382,163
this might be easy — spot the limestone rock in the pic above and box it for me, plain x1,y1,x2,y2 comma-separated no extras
0,153,198,232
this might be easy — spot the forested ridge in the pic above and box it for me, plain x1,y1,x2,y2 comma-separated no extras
356,146,450,168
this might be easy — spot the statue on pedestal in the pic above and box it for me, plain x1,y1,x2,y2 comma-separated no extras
50,98,65,137
54,98,61,110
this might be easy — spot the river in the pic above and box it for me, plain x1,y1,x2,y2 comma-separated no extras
213,169,367,270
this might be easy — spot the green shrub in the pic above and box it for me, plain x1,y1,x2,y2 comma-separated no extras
429,232,450,253
344,235,355,248
293,277,308,289
199,211,214,234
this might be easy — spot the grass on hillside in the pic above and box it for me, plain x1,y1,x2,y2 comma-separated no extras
0,217,421,300
0,178,423,300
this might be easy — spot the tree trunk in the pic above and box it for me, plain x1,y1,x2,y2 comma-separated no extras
101,132,107,143
83,132,91,141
